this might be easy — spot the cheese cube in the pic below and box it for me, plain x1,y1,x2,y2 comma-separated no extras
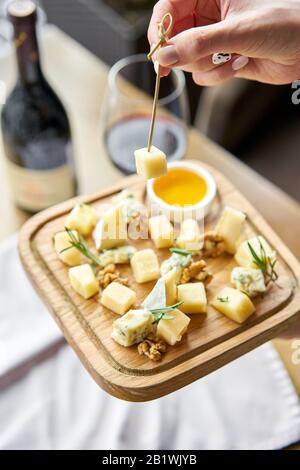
112,309,154,347
215,206,246,254
235,235,276,269
231,267,266,298
177,282,207,314
142,277,166,310
211,287,255,324
164,267,181,306
69,264,99,299
93,204,127,251
134,146,167,179
131,249,160,283
101,281,136,315
149,215,174,249
54,230,81,266
65,203,98,236
157,308,190,346
176,219,202,251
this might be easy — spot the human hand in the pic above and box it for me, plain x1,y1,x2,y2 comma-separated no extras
148,0,300,86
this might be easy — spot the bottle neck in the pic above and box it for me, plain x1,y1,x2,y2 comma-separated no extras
12,12,43,84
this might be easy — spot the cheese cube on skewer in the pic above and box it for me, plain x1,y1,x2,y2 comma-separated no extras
215,206,246,254
112,309,154,347
66,203,98,236
176,219,202,251
54,230,81,266
211,287,255,324
134,146,167,179
149,215,174,249
131,249,160,283
157,309,190,346
69,264,99,299
101,281,136,315
235,235,276,269
177,282,207,314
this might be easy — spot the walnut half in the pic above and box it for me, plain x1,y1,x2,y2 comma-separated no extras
138,339,167,362
202,231,226,258
180,260,213,285
97,263,129,289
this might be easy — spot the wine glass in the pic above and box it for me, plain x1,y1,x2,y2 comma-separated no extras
102,53,189,174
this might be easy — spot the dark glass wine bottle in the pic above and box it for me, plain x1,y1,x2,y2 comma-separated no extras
1,0,77,213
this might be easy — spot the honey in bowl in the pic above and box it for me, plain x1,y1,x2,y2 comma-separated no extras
153,168,207,207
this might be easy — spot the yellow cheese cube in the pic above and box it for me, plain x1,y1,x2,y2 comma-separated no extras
177,282,207,314
130,249,160,283
164,267,181,306
134,146,167,179
112,309,154,347
215,206,246,254
149,215,174,249
54,230,81,266
69,264,99,299
93,204,127,251
235,235,276,269
176,219,202,251
101,281,136,315
65,203,98,236
157,308,190,346
211,287,255,324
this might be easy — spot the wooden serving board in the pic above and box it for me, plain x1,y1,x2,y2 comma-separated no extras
18,161,300,402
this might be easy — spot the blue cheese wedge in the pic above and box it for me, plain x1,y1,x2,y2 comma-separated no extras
231,267,266,298
112,309,154,347
112,189,145,223
142,277,166,310
99,245,137,266
160,252,192,277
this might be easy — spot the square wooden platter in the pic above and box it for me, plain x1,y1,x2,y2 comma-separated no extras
18,161,300,402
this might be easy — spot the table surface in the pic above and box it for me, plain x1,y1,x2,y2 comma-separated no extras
0,26,299,447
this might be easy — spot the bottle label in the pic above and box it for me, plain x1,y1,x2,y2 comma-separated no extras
6,160,75,212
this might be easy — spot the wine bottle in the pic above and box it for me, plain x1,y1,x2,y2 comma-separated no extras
1,0,77,213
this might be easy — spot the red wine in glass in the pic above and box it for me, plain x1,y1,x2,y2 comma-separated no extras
105,113,187,174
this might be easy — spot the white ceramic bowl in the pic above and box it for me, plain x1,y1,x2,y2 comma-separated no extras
147,161,217,222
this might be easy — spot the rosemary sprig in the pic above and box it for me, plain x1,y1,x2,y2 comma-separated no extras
217,296,229,303
247,239,278,286
61,227,103,268
150,301,184,324
170,248,194,256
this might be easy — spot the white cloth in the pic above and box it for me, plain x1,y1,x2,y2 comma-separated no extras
0,235,300,450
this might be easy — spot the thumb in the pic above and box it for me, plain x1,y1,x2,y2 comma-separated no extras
158,19,252,67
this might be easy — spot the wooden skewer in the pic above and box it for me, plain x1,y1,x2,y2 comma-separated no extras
147,13,173,153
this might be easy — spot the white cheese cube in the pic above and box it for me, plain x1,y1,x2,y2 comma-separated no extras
235,235,276,269
215,206,246,254
101,281,136,315
69,264,99,299
93,204,127,251
130,249,160,283
164,267,181,306
176,219,202,251
54,230,81,266
177,282,207,314
149,215,174,249
134,146,167,179
231,267,266,298
112,309,154,347
65,203,98,236
142,277,166,310
157,308,190,346
211,287,255,324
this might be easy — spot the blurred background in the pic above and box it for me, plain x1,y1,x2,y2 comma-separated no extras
1,0,298,200
40,0,300,202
